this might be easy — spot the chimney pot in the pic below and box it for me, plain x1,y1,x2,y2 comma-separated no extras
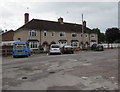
83,20,86,27
24,13,29,24
58,17,63,24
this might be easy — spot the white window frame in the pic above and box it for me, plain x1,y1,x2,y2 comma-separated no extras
51,32,55,37
29,41,39,49
60,32,65,37
29,30,37,36
43,31,47,36
71,41,79,48
91,34,95,38
71,33,77,37
86,34,88,38
80,34,83,37
58,41,67,45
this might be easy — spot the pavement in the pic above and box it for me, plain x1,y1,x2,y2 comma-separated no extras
2,49,119,91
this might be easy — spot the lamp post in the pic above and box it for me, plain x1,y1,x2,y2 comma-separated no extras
82,13,84,49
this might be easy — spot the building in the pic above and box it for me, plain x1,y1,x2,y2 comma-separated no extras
0,30,14,41
14,13,98,51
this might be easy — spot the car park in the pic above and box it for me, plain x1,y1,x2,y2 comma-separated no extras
61,45,74,54
91,43,104,51
49,44,62,55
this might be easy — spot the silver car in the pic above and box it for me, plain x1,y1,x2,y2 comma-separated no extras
49,44,62,55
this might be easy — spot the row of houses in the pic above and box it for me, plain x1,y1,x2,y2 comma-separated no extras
0,13,98,51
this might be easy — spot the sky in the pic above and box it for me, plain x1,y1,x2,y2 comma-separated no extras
0,0,119,33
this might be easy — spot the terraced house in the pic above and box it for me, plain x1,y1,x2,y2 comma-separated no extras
14,13,98,51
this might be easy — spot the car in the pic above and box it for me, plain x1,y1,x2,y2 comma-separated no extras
61,45,74,54
49,44,62,55
91,43,104,51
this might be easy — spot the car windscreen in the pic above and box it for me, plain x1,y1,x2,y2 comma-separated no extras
51,45,59,48
14,44,26,50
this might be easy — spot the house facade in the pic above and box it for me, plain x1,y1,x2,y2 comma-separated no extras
14,13,98,51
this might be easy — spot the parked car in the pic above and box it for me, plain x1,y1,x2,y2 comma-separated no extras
91,43,104,51
61,45,74,54
49,44,62,55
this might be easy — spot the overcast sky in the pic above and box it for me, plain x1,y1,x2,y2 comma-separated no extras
1,0,119,33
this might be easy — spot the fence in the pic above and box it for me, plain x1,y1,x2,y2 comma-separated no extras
102,43,120,48
0,46,13,56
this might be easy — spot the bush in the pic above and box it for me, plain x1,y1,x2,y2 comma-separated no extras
114,40,120,43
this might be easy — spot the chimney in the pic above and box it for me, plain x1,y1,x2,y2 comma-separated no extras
58,17,63,24
24,13,29,24
83,20,86,27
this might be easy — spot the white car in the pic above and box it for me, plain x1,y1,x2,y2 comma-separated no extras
49,44,62,55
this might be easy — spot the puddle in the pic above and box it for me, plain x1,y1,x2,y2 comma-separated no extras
22,76,28,80
49,71,55,74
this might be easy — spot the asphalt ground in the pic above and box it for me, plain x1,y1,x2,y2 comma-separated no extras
1,48,119,91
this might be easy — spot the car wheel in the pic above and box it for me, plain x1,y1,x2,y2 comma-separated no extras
13,56,17,58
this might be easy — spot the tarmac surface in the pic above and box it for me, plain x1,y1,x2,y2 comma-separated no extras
2,49,119,91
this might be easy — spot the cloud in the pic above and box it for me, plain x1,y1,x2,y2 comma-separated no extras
0,2,118,33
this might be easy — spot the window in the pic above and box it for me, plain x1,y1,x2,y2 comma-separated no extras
29,41,38,49
51,32,55,37
58,40,67,45
71,42,79,48
86,34,88,38
72,33,77,37
60,32,65,37
91,34,95,38
29,30,37,36
80,34,83,37
18,38,21,40
43,31,47,36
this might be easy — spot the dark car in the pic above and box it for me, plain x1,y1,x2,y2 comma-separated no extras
61,45,74,54
91,43,104,51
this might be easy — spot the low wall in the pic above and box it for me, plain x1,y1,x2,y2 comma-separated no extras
102,43,120,48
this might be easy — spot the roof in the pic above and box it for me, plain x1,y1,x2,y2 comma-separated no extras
16,19,96,34
0,30,14,36
13,41,28,44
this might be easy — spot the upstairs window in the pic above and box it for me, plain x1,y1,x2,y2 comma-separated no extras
91,34,95,38
43,31,47,36
86,34,88,38
51,32,55,37
72,33,77,37
60,32,65,37
29,30,37,36
80,34,83,37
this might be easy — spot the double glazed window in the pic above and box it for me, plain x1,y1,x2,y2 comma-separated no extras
29,30,37,36
71,41,79,48
51,32,55,37
72,33,77,37
91,34,95,38
29,42,38,49
60,32,65,37
86,34,88,38
43,31,47,36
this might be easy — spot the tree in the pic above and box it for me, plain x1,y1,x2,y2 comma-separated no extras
92,28,105,43
105,28,120,43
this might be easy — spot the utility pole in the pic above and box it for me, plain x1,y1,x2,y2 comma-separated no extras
82,13,84,49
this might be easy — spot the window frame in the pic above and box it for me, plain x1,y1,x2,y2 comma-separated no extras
71,33,77,37
59,32,65,37
43,31,47,37
51,32,55,37
91,34,95,38
29,30,37,36
29,41,38,49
